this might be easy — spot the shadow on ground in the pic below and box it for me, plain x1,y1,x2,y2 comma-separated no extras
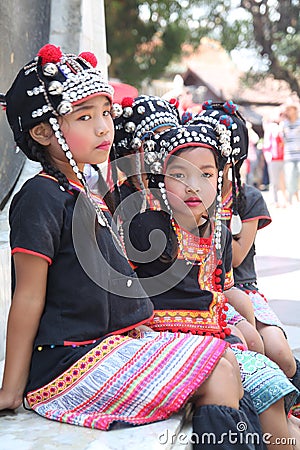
256,256,300,277
268,300,300,327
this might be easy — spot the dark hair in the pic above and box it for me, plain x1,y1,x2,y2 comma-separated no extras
26,133,69,190
167,145,219,169
234,159,246,217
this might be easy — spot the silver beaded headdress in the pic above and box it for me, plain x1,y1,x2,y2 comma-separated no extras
4,44,114,161
190,100,249,234
3,44,117,232
113,95,181,159
145,121,233,257
111,95,181,212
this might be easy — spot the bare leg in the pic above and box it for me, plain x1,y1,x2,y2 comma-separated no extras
257,322,296,377
228,323,248,345
222,347,245,398
194,354,242,409
226,288,256,326
260,399,294,450
236,320,265,353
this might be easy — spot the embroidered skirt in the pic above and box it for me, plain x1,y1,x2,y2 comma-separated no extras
26,331,226,430
232,348,298,415
226,303,245,326
237,284,284,330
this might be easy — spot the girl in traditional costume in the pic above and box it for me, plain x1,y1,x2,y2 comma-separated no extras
121,113,299,448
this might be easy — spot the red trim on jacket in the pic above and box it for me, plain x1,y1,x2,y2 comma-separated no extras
242,215,271,230
63,313,155,346
11,247,52,265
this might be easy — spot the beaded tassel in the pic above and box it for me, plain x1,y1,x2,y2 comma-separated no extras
134,151,147,213
230,160,242,235
158,181,173,218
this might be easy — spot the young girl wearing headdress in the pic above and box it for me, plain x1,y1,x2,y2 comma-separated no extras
0,45,262,446
122,117,300,448
195,101,300,418
111,95,181,221
114,95,264,353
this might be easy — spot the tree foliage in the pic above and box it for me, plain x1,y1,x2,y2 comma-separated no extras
104,0,300,97
104,0,206,86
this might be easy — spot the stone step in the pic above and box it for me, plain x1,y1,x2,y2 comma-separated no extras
0,245,192,450
0,357,191,450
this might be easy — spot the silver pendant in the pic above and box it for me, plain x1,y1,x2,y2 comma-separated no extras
231,213,242,235
97,211,106,227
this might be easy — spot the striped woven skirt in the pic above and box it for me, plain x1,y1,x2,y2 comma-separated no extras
26,330,227,430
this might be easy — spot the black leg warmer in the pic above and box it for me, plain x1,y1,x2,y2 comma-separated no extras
285,357,300,413
192,394,265,450
290,357,300,398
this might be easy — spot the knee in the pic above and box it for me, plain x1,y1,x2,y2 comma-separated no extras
246,331,265,354
275,352,296,377
193,355,242,408
213,355,240,384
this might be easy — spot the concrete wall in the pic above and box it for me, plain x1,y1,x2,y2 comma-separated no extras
50,0,108,78
0,0,51,208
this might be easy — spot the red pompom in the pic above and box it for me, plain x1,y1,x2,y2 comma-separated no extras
38,44,62,65
237,344,247,351
79,51,97,68
224,327,231,335
215,268,222,275
169,97,179,109
219,114,233,128
220,332,225,339
121,97,134,108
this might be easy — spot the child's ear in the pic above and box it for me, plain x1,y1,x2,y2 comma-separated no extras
29,123,53,145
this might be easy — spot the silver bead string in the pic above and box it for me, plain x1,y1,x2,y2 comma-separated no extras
158,181,173,217
48,117,127,256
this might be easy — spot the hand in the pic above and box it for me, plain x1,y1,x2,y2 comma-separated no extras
0,387,23,411
136,325,154,332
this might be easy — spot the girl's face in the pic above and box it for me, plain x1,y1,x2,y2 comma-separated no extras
165,146,218,229
49,95,114,170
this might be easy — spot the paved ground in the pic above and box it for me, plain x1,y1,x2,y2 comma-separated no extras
254,192,300,359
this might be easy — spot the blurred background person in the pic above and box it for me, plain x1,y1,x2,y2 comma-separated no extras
281,103,300,205
244,121,260,187
263,110,287,207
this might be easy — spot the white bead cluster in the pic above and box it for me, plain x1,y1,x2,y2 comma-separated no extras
27,55,112,121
